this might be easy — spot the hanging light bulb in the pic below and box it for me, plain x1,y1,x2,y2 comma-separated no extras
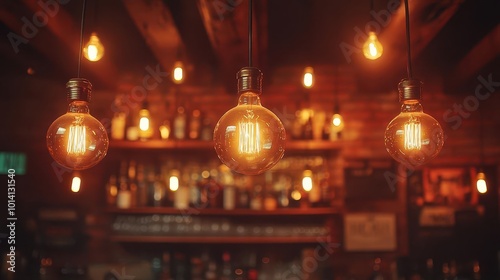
83,32,105,62
476,171,487,194
363,31,383,60
172,61,185,84
302,169,313,192
302,67,314,88
385,79,444,166
138,104,153,140
71,174,81,193
46,78,109,170
169,173,179,192
214,68,286,175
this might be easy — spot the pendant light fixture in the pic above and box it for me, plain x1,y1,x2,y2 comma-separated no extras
384,0,444,167
83,32,105,62
476,110,487,194
46,0,109,170
362,0,383,60
213,0,286,175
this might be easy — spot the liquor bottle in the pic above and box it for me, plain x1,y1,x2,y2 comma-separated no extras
105,174,118,207
110,95,126,140
188,109,201,140
200,117,213,141
116,161,131,209
190,256,204,280
173,252,188,280
221,252,232,280
159,119,171,140
153,174,167,207
291,110,303,140
160,252,173,280
250,185,263,210
303,115,314,139
368,258,385,280
136,163,148,207
318,171,332,207
127,160,138,208
204,261,217,280
423,258,435,280
173,106,187,140
472,260,481,280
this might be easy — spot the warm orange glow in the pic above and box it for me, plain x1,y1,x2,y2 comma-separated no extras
83,33,105,62
363,32,383,60
303,67,314,88
172,61,185,84
71,176,81,192
476,172,487,194
302,169,313,192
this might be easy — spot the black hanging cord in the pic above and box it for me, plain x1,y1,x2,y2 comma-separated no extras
77,0,87,78
248,0,253,67
404,0,413,78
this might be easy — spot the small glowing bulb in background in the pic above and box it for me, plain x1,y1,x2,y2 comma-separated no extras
363,31,383,60
138,106,153,140
332,113,344,131
169,174,179,192
83,33,105,62
172,61,185,84
302,169,313,192
213,67,286,175
303,67,314,88
476,171,487,194
46,78,109,170
71,175,81,193
384,79,444,167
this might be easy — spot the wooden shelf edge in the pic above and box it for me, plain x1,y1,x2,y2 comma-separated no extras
109,235,329,244
106,207,340,216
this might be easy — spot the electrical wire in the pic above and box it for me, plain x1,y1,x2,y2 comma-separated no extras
77,0,87,78
248,0,253,67
404,0,413,78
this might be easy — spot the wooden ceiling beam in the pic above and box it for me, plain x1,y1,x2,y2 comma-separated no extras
12,0,119,88
449,24,500,83
121,0,182,76
361,0,462,80
196,0,267,90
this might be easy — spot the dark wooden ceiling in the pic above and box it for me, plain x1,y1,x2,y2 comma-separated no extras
1,0,499,94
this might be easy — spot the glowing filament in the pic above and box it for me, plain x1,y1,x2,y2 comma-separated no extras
67,125,86,155
404,118,421,150
238,120,261,154
87,46,98,61
363,32,383,60
369,43,378,57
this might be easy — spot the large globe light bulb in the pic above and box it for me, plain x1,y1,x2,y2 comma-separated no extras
214,67,286,175
46,78,109,170
384,79,444,167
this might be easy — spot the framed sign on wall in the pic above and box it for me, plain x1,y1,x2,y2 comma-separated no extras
344,213,397,252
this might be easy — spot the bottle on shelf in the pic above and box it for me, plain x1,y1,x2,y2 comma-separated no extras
105,174,118,207
116,161,131,209
111,112,126,141
160,251,172,280
159,119,171,140
200,117,213,141
173,106,187,140
221,252,233,280
423,258,435,280
250,184,263,210
136,163,148,207
368,257,385,280
127,160,138,208
188,109,201,140
303,114,314,140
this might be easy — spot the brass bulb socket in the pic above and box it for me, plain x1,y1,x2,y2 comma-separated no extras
67,78,92,102
398,78,422,102
237,67,262,94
